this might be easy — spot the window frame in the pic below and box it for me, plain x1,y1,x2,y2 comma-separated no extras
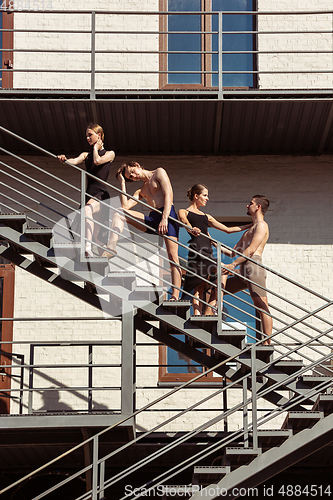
1,7,14,89
0,262,15,414
158,217,256,385
159,0,258,90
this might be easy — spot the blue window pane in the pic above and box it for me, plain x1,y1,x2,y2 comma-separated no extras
212,0,254,87
167,0,254,88
168,0,201,84
167,335,203,374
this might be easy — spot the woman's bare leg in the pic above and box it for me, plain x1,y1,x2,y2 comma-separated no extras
193,283,205,315
85,199,101,256
205,274,227,315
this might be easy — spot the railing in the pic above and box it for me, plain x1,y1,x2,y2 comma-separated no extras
0,125,333,498
0,8,332,95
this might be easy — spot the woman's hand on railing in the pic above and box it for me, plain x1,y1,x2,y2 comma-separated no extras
57,154,67,163
190,226,201,236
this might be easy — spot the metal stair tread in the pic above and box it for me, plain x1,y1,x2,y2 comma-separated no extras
312,394,333,414
225,447,261,455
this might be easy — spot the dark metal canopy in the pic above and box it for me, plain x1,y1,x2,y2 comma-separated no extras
0,91,332,155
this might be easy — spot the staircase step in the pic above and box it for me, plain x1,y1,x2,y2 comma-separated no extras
217,321,247,347
254,429,292,450
281,411,323,431
0,213,27,232
274,359,303,374
224,447,261,467
192,466,230,485
300,375,332,388
241,343,274,363
189,315,217,334
25,227,53,246
162,299,191,319
34,254,57,268
312,394,333,416
102,272,137,291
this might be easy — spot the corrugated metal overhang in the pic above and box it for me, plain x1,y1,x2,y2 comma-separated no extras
0,95,332,155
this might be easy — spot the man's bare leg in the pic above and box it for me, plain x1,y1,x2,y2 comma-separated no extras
251,296,272,345
164,236,181,300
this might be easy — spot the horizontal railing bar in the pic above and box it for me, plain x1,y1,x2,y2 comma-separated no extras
2,69,332,75
0,167,77,214
0,148,81,198
0,317,121,322
1,48,333,55
2,9,332,15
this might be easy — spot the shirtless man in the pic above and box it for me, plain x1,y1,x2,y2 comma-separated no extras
222,195,272,345
102,161,181,300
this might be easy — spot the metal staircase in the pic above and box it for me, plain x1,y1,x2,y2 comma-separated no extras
0,126,332,499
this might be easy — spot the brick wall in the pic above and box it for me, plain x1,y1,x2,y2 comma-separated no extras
11,0,332,91
258,0,333,89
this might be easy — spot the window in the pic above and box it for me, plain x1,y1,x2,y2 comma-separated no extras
0,261,15,414
159,223,256,383
159,0,256,89
0,8,14,88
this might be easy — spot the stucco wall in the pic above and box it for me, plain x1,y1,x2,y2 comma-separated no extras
2,153,332,431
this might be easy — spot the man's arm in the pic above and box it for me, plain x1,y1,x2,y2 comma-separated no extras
156,167,174,235
222,222,267,274
117,171,141,210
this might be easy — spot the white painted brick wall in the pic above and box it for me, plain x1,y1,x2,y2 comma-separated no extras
13,0,159,89
11,0,332,90
258,0,333,89
3,153,332,431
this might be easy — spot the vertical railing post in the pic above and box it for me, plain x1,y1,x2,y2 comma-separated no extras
99,460,105,499
91,11,96,100
243,378,249,447
121,300,136,415
218,11,223,99
251,344,258,450
216,241,222,336
28,344,34,414
81,169,86,258
92,435,99,500
88,344,93,412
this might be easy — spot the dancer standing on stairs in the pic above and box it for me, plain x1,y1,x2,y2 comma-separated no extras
178,184,252,316
223,195,272,345
58,123,115,257
102,161,181,301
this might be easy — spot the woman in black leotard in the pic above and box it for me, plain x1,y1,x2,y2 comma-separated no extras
179,184,251,315
58,123,115,256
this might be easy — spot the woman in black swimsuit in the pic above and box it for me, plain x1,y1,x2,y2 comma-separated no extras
178,184,251,315
58,123,115,256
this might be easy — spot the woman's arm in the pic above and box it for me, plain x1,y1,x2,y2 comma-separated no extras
178,209,201,236
92,138,115,166
207,214,252,234
57,152,88,166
